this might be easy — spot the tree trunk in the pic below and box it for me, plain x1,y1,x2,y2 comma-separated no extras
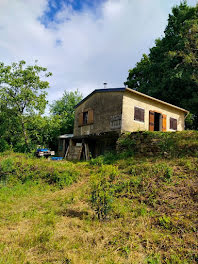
21,116,29,151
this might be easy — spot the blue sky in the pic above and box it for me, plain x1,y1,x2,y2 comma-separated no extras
40,0,106,26
0,0,197,104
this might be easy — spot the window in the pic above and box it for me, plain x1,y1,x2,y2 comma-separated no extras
83,111,88,125
134,107,145,122
170,117,177,130
78,109,94,126
110,115,121,129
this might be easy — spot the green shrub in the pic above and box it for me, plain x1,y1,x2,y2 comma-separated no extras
1,158,15,173
89,155,104,166
48,169,78,188
89,152,120,165
0,154,80,188
0,158,15,185
90,165,117,219
0,139,10,152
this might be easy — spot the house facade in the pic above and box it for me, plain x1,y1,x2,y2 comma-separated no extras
58,87,188,159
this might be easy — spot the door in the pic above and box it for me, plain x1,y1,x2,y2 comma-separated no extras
149,111,155,131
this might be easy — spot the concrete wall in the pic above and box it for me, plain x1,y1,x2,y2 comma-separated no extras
122,90,185,132
74,91,123,137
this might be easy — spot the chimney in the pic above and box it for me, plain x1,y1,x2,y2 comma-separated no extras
103,82,107,89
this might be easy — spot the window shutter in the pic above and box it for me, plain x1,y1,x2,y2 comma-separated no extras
134,107,144,122
173,119,177,130
141,109,144,122
170,118,177,130
134,108,139,120
149,111,154,131
87,109,94,125
162,115,167,132
78,112,83,126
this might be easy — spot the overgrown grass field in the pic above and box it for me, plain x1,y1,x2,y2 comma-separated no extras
0,132,197,264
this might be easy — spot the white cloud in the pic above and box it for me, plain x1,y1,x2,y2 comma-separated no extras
0,0,197,103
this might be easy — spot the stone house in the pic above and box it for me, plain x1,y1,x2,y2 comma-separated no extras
58,87,188,159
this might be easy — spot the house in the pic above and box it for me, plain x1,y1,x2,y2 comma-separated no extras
58,87,188,159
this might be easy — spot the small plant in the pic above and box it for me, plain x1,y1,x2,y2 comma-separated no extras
146,253,161,264
158,215,172,229
164,166,173,181
121,245,130,257
133,204,148,217
89,155,104,166
90,165,116,219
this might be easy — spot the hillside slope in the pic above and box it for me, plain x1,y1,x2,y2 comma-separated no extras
0,131,197,264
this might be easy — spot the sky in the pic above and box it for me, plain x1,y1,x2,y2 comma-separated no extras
0,0,197,104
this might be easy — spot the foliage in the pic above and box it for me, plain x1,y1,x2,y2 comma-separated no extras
0,60,52,151
50,89,82,135
125,1,198,129
0,153,79,189
0,149,197,263
117,131,198,158
158,215,172,230
90,165,118,219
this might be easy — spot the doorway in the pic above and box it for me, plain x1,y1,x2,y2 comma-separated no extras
154,112,162,131
149,111,163,131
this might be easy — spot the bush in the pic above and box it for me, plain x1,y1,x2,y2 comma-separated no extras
0,139,10,152
90,165,118,219
0,158,15,185
0,154,80,188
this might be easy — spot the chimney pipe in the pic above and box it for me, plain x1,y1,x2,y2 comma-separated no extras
103,82,107,89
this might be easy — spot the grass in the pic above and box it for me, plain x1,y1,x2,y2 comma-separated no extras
0,132,197,263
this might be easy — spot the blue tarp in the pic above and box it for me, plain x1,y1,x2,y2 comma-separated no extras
51,157,63,161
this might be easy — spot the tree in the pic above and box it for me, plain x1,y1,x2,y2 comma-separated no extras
0,60,52,151
50,90,83,135
125,1,198,129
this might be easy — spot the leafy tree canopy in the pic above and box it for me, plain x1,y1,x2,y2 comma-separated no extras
0,60,52,151
125,1,198,128
50,90,83,135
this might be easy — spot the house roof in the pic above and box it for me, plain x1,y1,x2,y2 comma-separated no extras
75,87,189,113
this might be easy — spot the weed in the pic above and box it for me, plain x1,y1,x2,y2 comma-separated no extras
164,166,173,181
120,245,130,257
146,253,161,264
158,215,172,229
90,155,104,166
90,165,116,219
133,204,148,217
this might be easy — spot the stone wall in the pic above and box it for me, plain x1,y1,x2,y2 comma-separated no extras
117,131,198,157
